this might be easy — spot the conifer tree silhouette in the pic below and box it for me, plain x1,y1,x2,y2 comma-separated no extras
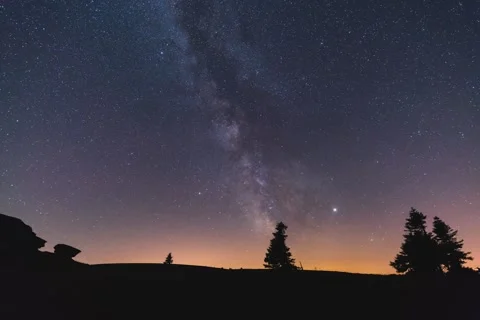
164,252,173,265
390,208,440,274
432,216,472,273
264,222,297,271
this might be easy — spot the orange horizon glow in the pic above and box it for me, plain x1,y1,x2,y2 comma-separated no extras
18,198,480,275
69,246,477,275
45,218,479,275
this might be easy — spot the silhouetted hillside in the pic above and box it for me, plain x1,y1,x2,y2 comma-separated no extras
2,263,480,320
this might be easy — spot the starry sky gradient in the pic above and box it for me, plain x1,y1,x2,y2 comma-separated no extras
1,0,479,273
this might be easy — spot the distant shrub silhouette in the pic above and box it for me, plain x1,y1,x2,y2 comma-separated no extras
432,216,472,273
264,221,298,271
391,208,474,275
164,252,173,264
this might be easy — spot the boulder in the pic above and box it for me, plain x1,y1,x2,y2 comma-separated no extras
54,244,81,259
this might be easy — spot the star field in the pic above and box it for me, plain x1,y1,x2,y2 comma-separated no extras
1,0,479,273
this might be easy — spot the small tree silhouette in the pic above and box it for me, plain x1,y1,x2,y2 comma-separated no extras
432,216,472,273
390,208,439,274
164,252,173,265
264,222,297,271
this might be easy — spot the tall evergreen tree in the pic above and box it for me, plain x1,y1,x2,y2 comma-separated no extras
264,222,297,271
390,208,440,274
432,216,472,273
164,252,173,265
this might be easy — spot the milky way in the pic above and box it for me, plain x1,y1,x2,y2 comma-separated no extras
170,0,315,233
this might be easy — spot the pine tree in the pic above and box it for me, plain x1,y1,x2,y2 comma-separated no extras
390,208,440,274
164,252,173,265
264,222,297,271
432,216,472,273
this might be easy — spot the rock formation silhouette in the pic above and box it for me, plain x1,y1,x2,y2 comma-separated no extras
0,213,47,268
54,244,81,260
0,213,85,270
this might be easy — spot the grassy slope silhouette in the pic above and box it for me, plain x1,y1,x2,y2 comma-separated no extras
4,262,480,319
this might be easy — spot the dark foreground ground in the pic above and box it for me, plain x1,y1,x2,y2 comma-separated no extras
2,263,479,319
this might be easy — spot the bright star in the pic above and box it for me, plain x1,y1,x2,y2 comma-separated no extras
333,207,338,213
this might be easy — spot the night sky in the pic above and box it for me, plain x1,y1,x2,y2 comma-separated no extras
1,0,479,273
